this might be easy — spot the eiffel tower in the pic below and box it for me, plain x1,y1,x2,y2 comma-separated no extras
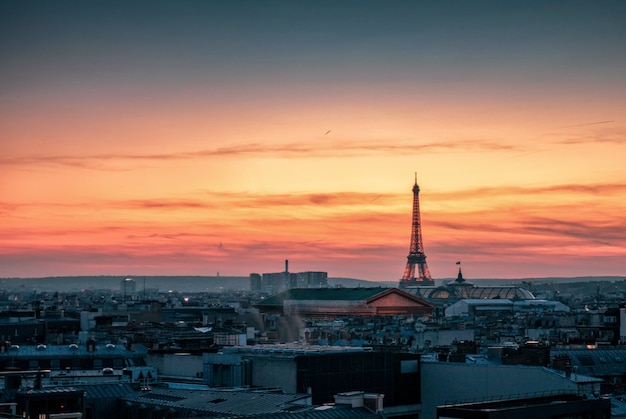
399,174,434,288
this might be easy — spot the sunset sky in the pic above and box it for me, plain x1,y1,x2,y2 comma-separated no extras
2,1,625,282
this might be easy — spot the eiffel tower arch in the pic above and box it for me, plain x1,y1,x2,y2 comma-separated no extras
399,175,434,288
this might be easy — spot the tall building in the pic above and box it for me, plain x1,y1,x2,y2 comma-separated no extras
293,271,328,288
120,277,136,300
399,175,434,288
249,273,263,292
250,260,328,293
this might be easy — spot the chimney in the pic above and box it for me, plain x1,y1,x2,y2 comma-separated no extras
285,259,289,273
86,338,96,352
553,354,572,378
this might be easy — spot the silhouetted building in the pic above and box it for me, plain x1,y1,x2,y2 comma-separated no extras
250,273,262,292
293,271,328,288
251,261,328,293
121,277,136,300
16,387,85,419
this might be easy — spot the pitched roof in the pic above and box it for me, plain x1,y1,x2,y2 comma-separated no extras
553,349,626,377
256,287,391,307
365,287,434,307
122,388,311,416
81,382,136,399
235,405,382,418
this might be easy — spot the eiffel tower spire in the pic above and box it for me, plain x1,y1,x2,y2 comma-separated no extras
399,174,434,288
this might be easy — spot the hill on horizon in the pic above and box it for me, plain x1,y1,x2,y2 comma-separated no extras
0,275,623,293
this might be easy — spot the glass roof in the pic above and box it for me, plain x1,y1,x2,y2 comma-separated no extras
416,285,535,300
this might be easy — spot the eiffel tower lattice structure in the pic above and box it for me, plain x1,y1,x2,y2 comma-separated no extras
399,175,434,288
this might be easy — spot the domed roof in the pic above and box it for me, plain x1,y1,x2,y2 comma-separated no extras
447,266,474,287
416,284,534,301
467,286,534,300
407,265,535,301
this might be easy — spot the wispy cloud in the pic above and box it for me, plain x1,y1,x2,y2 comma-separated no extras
430,182,626,200
124,199,218,210
523,216,626,244
553,132,626,145
235,191,397,208
543,124,626,145
1,138,524,170
428,210,626,250
560,120,614,128
0,191,399,214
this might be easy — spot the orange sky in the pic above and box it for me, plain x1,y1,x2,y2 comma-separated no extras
1,1,625,282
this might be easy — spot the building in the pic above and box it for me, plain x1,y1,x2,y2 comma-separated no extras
420,358,603,419
0,309,80,346
249,273,262,292
444,299,570,319
2,382,137,419
15,387,85,419
120,277,136,300
0,341,154,387
407,267,535,306
120,387,314,418
293,271,328,289
255,287,434,318
118,385,388,418
250,261,328,293
203,345,421,410
551,348,626,394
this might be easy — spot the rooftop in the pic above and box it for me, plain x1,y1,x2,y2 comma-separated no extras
122,387,312,416
0,343,147,358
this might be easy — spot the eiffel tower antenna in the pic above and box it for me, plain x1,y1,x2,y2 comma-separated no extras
399,173,434,288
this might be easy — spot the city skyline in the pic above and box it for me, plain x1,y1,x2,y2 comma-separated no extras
2,1,625,281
